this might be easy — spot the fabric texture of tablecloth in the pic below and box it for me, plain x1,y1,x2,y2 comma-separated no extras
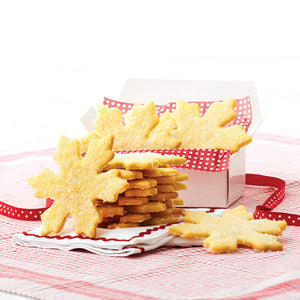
0,133,300,299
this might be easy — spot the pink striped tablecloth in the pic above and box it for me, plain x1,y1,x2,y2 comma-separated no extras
0,133,300,299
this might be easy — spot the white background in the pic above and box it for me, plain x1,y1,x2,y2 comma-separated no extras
0,2,299,299
1,0,300,155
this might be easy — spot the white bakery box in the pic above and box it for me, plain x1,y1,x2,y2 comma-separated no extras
81,79,261,208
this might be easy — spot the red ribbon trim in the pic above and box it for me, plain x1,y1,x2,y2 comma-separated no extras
247,174,300,226
0,201,48,221
1,175,299,225
22,223,170,242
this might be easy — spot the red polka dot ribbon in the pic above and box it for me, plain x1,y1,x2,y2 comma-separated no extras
248,174,300,226
0,201,50,221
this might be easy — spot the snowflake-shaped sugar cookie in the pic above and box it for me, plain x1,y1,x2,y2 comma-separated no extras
92,101,181,151
170,99,252,153
169,206,287,253
28,135,129,238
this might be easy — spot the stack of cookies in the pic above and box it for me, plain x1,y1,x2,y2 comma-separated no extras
95,152,188,229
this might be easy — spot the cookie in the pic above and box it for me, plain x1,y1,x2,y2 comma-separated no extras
107,222,140,229
128,178,157,189
170,99,252,153
169,206,287,253
117,196,148,206
128,201,167,213
165,198,184,207
152,175,177,184
151,207,183,218
152,174,189,185
93,102,181,150
105,152,186,171
148,192,179,201
28,135,129,238
142,216,181,226
143,168,178,177
124,187,158,197
119,213,151,223
156,184,175,193
97,204,125,218
117,169,144,180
